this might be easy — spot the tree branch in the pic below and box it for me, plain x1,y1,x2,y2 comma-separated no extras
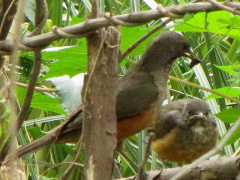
117,155,240,180
207,0,240,15
0,2,239,53
82,2,120,178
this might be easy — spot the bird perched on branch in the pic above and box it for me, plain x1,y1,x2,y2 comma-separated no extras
151,99,218,162
6,31,200,160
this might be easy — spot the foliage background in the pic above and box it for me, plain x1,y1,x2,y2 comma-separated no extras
7,0,240,179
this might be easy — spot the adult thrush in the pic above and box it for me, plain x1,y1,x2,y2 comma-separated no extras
11,31,199,159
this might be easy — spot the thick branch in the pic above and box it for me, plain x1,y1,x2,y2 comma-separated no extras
0,2,239,53
118,155,240,180
82,1,120,177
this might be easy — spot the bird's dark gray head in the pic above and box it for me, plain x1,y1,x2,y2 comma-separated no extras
139,31,200,71
183,99,216,127
136,31,200,71
153,31,191,59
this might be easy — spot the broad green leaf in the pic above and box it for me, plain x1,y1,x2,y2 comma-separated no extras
39,176,57,180
45,169,57,178
175,12,207,32
226,125,240,145
43,40,87,78
206,87,240,99
121,25,164,56
27,125,45,139
16,87,27,105
214,64,240,75
70,17,84,25
31,94,65,114
175,11,240,39
215,108,240,123
17,87,65,114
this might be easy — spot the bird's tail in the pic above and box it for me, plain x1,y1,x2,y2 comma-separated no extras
17,132,57,158
2,131,57,165
4,106,83,164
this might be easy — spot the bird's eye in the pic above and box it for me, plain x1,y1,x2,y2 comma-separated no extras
188,110,194,115
183,45,189,51
206,108,211,116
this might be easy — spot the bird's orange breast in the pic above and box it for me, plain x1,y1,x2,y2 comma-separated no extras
117,108,156,142
151,128,214,162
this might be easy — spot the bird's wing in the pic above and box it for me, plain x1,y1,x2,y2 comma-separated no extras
154,109,182,139
116,71,159,121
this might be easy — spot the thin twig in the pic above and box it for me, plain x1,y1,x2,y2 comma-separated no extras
172,118,240,180
136,132,154,180
38,162,84,180
207,0,240,15
0,0,18,40
28,0,48,36
232,146,240,157
0,0,19,70
3,0,26,167
169,75,240,105
16,0,47,131
15,82,56,92
113,160,122,179
16,50,42,131
119,18,172,62
61,134,83,179
119,151,139,171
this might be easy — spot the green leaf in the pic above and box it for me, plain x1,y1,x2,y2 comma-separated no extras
27,125,45,139
121,25,164,56
206,87,240,99
31,93,65,114
17,87,64,114
175,11,240,39
16,87,26,105
226,126,240,145
43,40,87,78
175,12,207,32
70,17,84,25
214,64,240,75
215,108,240,123
45,169,57,178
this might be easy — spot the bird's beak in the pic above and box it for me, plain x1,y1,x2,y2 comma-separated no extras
183,49,202,68
189,112,207,127
190,112,207,121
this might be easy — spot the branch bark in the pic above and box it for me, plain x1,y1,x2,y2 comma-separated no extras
0,2,239,53
82,2,120,179
118,155,240,180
